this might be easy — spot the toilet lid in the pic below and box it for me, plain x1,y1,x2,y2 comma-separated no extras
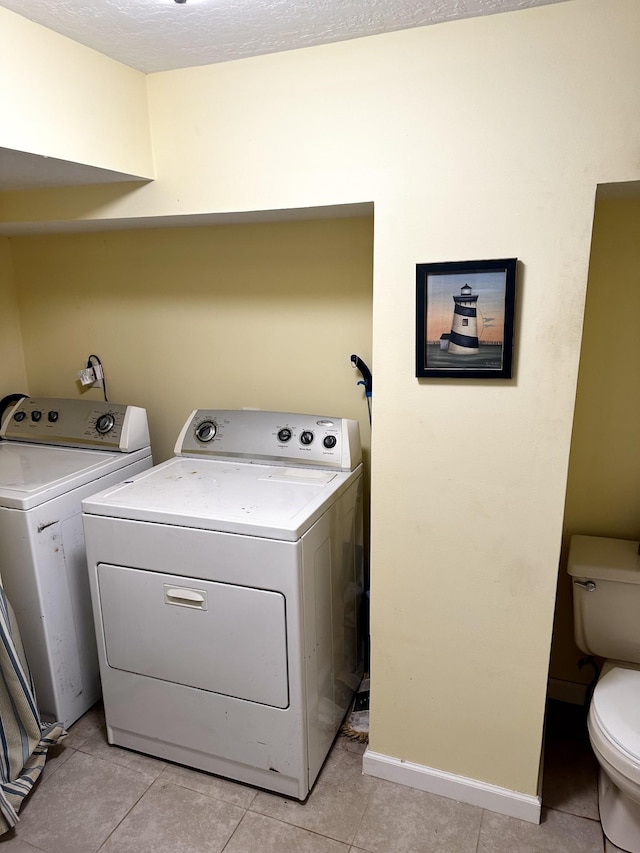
591,668,640,763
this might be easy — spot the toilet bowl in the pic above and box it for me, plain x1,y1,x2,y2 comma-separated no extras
588,664,640,852
568,535,640,853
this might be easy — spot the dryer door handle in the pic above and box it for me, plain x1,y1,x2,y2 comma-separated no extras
163,585,208,610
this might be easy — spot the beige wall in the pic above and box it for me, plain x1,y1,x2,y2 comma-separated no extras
2,0,640,800
0,237,27,395
0,7,153,180
550,195,640,686
10,218,373,464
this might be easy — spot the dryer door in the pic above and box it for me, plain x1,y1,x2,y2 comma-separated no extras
97,564,289,708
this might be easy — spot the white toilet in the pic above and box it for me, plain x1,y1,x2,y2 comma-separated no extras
568,534,640,853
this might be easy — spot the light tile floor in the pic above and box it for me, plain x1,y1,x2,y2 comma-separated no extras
0,700,622,853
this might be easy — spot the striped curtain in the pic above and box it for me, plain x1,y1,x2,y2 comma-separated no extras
0,586,66,834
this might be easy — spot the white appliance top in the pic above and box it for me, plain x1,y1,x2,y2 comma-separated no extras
0,397,152,510
0,443,151,511
0,397,150,452
82,409,362,541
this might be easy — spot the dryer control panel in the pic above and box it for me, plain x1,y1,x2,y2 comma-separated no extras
0,397,150,452
176,409,362,471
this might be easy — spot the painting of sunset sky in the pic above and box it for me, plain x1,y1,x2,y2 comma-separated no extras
424,269,507,370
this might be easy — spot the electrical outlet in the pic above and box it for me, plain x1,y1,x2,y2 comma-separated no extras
78,356,105,391
91,363,103,386
78,367,96,386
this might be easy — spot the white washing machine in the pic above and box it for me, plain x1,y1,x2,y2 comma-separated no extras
82,408,365,799
0,396,152,728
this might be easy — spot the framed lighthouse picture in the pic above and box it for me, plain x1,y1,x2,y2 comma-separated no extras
415,258,517,379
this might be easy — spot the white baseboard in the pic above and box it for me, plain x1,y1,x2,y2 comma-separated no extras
362,749,541,824
547,677,588,706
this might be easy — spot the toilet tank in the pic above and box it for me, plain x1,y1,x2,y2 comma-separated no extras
568,535,640,664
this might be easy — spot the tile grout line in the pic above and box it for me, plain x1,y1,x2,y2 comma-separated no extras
219,807,251,853
93,769,160,852
348,750,377,852
247,811,356,847
474,808,487,853
241,745,372,848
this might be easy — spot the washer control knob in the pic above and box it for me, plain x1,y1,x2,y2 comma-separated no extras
195,421,217,442
323,435,337,449
96,413,115,434
300,430,314,446
48,410,59,423
31,410,42,422
13,411,26,422
278,428,292,443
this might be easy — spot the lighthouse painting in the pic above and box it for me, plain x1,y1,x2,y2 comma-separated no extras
415,258,516,379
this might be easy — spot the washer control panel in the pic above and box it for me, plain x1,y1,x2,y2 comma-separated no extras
176,409,362,471
0,397,150,452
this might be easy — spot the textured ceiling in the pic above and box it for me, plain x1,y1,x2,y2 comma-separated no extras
0,0,570,74
1,0,570,196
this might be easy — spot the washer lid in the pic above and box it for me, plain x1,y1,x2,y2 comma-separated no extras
0,442,143,510
591,667,640,762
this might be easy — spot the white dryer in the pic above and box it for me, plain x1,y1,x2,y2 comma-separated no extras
0,397,152,728
82,409,365,800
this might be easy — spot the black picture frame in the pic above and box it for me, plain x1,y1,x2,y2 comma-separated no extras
415,258,517,379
